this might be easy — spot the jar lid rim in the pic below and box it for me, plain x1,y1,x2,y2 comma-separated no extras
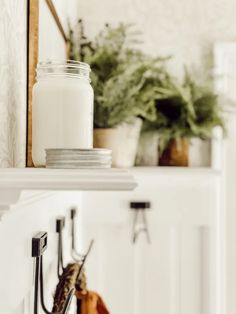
36,60,91,81
38,60,90,70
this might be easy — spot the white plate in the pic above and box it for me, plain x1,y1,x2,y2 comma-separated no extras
46,155,112,161
46,160,111,166
46,148,112,155
46,164,111,169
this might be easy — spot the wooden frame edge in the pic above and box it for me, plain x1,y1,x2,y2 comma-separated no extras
27,0,39,167
26,0,69,167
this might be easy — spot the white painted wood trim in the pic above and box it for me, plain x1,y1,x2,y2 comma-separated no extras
131,167,221,187
0,191,59,220
0,168,137,217
131,167,221,176
0,166,221,219
0,168,137,191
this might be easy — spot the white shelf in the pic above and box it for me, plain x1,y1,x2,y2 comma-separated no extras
0,166,222,217
0,168,137,215
130,166,222,187
0,168,137,191
131,166,221,176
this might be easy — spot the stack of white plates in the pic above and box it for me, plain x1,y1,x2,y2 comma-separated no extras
45,148,112,169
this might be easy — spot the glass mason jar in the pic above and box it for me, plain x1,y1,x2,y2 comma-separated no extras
32,60,94,167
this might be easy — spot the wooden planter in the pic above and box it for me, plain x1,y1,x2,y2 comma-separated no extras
159,138,189,167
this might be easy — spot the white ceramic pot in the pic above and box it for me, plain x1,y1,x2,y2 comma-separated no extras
94,117,142,168
136,131,159,166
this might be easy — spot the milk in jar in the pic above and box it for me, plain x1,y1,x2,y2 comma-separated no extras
32,61,94,166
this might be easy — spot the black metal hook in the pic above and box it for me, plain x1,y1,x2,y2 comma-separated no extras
70,208,94,263
130,202,151,244
70,208,94,286
32,232,74,314
70,209,82,260
56,217,65,278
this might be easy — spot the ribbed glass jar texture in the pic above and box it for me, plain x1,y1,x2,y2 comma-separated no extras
32,61,94,166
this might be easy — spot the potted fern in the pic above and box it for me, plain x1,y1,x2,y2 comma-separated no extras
143,71,224,166
69,22,170,167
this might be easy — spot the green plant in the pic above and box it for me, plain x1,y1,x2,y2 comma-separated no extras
143,70,225,152
69,21,171,128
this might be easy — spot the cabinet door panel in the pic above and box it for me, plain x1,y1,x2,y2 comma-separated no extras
81,172,219,314
82,223,210,314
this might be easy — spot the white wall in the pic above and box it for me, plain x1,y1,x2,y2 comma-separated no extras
38,1,66,61
214,44,236,314
77,0,236,78
39,0,79,61
224,115,236,314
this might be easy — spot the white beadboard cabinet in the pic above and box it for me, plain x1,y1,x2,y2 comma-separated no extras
0,191,83,314
81,168,225,314
0,169,136,313
0,167,224,314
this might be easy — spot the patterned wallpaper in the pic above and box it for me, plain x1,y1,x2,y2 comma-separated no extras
0,0,27,167
77,0,236,78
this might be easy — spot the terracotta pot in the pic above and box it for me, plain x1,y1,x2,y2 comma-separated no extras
94,118,142,168
158,138,189,166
